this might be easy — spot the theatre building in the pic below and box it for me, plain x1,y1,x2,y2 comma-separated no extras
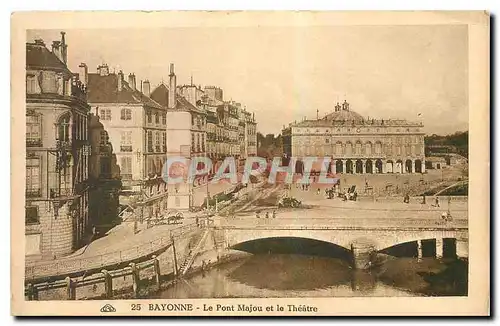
282,100,426,175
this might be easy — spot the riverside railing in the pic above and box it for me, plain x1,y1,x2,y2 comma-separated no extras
25,223,198,281
25,255,162,301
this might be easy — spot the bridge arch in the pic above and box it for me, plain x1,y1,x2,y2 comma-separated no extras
230,236,352,260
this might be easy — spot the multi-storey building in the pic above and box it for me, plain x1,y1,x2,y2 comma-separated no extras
25,33,91,259
88,113,121,229
150,65,258,210
282,100,425,174
83,64,168,220
150,64,199,210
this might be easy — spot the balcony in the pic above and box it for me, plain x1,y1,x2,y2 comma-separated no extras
49,187,73,198
56,140,72,150
26,139,42,147
25,189,41,198
120,145,133,152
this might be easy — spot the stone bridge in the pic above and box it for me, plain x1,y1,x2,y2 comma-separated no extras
213,217,468,268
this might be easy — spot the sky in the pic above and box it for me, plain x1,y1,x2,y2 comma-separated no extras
28,25,469,135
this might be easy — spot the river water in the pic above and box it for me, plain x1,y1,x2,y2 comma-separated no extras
157,254,468,298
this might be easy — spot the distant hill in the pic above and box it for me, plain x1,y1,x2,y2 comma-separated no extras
425,131,468,158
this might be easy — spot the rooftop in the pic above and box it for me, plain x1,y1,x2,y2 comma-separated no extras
86,73,163,109
26,41,71,73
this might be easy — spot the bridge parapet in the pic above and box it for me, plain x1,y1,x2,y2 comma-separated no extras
217,220,468,254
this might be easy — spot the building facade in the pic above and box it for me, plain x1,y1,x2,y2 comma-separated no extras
25,33,91,259
83,64,168,221
88,113,122,229
282,100,426,175
150,65,258,211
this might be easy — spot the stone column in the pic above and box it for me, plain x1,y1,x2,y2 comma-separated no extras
342,160,346,174
351,243,374,269
372,161,376,174
361,160,365,174
331,160,336,174
436,238,444,259
417,240,423,262
411,160,415,174
422,159,426,173
382,161,387,174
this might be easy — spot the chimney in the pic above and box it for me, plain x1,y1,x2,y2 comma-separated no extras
60,31,68,64
117,70,124,91
168,63,176,109
97,64,109,76
79,63,88,86
128,73,136,90
51,41,62,62
142,80,150,97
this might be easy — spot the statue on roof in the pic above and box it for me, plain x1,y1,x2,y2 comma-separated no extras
342,99,350,111
335,102,341,112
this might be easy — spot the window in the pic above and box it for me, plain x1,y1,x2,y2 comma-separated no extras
148,158,156,175
325,138,330,144
26,114,41,146
155,113,160,124
365,142,372,155
191,134,195,151
26,158,40,197
155,131,161,152
201,134,205,152
100,109,111,121
336,142,342,155
120,131,132,152
355,142,362,155
26,75,37,94
100,157,111,176
375,142,382,155
100,131,109,146
345,142,353,155
25,206,39,224
147,131,153,152
162,113,166,125
120,156,132,178
120,108,132,120
162,132,167,152
147,110,152,123
57,114,70,141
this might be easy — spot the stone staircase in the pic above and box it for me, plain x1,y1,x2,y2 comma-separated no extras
178,229,210,276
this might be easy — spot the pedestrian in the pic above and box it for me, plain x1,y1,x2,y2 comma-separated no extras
265,211,269,219
317,188,321,195
421,195,426,205
272,210,276,218
256,211,260,219
435,197,440,207
92,225,97,239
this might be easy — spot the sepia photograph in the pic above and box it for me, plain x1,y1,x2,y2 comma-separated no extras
10,11,490,316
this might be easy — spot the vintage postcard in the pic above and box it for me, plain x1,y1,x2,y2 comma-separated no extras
11,11,490,316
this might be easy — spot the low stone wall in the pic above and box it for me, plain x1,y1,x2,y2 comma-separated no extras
357,195,468,203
